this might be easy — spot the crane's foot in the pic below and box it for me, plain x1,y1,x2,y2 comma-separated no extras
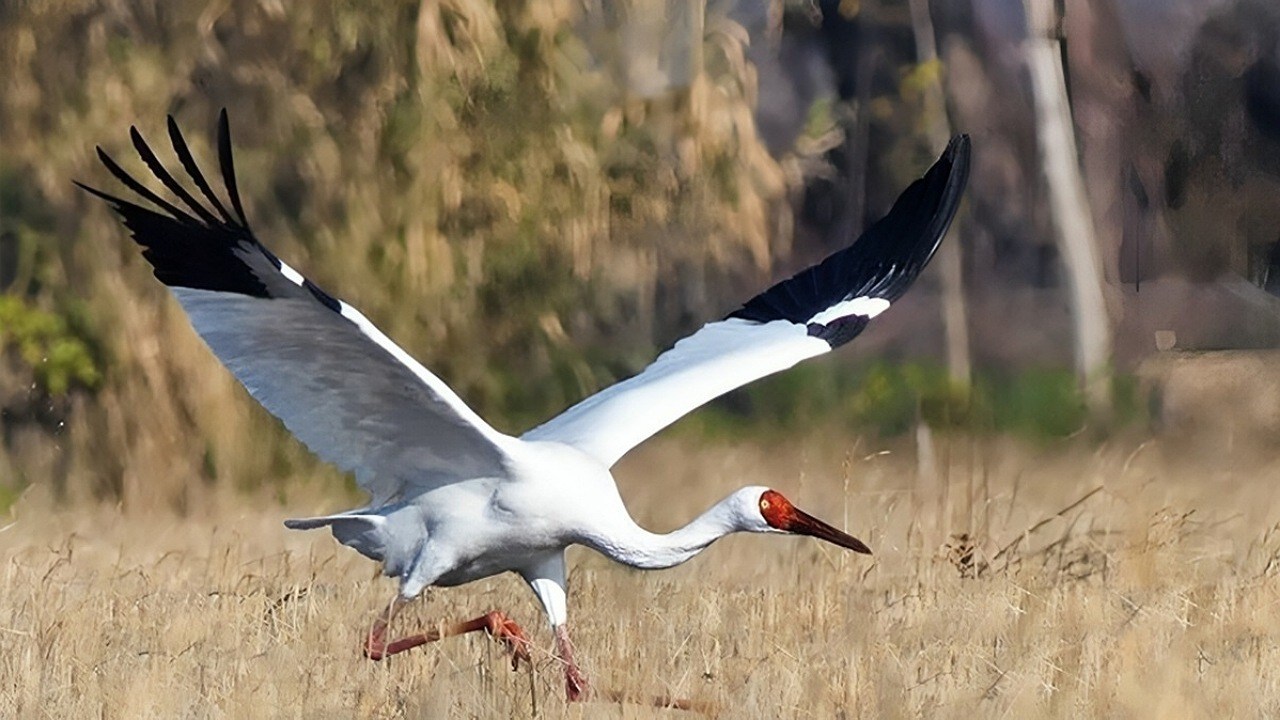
362,604,531,673
564,662,588,701
477,610,533,671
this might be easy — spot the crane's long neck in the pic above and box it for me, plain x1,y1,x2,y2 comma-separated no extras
581,496,742,570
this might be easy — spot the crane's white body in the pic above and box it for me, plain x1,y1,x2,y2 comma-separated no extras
81,112,970,697
289,423,779,625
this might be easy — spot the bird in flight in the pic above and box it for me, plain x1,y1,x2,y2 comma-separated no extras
80,111,970,702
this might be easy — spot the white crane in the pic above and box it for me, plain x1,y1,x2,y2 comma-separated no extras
80,111,970,701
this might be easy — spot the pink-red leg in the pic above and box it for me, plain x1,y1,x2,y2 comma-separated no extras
362,600,595,704
363,599,531,671
365,604,702,708
554,624,588,701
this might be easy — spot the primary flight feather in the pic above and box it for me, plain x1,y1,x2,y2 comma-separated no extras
81,111,970,701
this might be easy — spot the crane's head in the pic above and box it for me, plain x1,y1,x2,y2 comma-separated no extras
733,487,872,554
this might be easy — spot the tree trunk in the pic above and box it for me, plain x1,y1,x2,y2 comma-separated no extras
907,0,971,390
1022,0,1113,414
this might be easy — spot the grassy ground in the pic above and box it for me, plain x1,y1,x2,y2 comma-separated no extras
3,432,1280,718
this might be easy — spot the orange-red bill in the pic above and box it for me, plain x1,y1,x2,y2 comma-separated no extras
759,489,872,555
787,508,872,555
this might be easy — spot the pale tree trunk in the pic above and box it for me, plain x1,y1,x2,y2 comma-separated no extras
1022,0,1113,414
907,0,970,390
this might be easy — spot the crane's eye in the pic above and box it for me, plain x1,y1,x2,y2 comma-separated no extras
760,499,770,511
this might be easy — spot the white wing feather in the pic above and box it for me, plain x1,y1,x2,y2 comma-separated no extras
523,317,832,467
171,288,514,507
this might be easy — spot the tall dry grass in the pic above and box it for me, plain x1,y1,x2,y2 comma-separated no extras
4,432,1280,718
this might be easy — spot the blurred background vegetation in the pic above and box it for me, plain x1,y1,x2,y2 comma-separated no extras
1,0,1278,512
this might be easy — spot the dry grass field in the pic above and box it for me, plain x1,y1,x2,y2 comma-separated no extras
4,432,1280,719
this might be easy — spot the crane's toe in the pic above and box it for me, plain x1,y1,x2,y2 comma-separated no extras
564,663,588,701
480,610,532,670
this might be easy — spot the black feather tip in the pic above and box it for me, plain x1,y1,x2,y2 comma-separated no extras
729,135,972,348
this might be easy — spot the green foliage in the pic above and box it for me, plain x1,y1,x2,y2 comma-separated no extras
900,58,945,99
1109,372,1144,428
846,361,976,434
980,369,1087,439
677,361,1141,443
0,482,21,515
0,295,102,396
802,96,836,140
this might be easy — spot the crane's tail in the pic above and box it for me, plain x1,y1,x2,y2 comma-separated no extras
284,510,427,581
286,512,390,561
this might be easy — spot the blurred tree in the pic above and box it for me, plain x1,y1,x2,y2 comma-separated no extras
0,0,794,506
1022,0,1113,414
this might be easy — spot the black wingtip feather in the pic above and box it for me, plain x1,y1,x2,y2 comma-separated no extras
94,144,197,226
217,108,251,229
77,175,274,298
73,179,116,204
84,112,354,312
129,125,222,227
79,112,280,298
167,114,237,227
728,135,972,341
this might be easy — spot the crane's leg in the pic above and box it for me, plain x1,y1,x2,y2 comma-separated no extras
363,597,532,670
553,624,588,701
522,555,587,701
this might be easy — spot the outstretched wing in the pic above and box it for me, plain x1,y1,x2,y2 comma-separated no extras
79,111,514,506
524,136,971,467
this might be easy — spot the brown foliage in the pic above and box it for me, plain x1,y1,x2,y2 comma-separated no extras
0,0,784,506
